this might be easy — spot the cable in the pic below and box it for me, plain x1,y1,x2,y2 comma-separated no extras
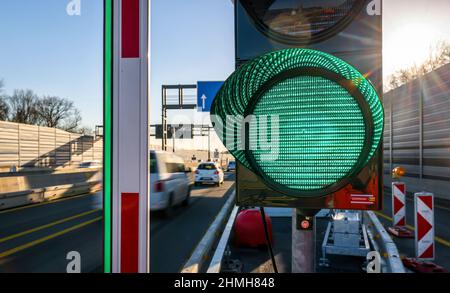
259,207,278,273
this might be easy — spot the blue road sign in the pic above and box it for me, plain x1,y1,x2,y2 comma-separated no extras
197,81,224,112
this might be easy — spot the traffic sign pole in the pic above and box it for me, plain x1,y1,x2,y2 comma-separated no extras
108,0,149,273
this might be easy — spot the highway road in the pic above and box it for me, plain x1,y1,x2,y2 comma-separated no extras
0,192,103,273
376,188,450,270
0,172,235,273
4,173,444,273
150,172,235,273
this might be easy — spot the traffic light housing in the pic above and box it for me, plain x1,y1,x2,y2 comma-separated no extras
215,0,384,210
211,48,384,210
235,0,383,87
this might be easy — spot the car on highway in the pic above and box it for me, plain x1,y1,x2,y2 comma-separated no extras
150,151,192,216
226,161,236,172
195,162,224,186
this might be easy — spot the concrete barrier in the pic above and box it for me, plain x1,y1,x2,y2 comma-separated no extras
181,191,236,273
0,168,101,193
0,169,102,210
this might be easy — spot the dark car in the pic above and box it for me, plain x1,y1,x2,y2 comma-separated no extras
227,161,236,172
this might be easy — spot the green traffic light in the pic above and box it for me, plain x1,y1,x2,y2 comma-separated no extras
211,48,384,197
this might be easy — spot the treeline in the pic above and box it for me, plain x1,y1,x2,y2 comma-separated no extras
0,81,90,134
386,40,450,92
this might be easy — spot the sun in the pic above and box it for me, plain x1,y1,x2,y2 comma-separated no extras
384,23,439,76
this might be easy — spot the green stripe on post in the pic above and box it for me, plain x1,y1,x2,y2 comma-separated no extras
103,0,112,273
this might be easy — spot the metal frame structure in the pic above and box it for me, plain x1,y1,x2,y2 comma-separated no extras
161,84,197,151
319,211,371,267
150,124,214,160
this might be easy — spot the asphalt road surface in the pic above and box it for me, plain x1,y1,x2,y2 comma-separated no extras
6,174,441,273
0,172,236,273
150,172,236,273
376,188,450,270
0,192,103,273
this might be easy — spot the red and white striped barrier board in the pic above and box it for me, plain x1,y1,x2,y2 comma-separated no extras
414,192,435,260
392,182,406,227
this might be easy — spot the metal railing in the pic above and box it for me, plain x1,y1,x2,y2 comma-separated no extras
363,211,406,273
181,191,236,273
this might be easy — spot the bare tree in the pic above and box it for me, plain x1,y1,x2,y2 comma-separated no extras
0,80,9,120
36,96,81,131
76,126,94,135
60,108,82,132
424,40,450,71
3,85,84,131
8,89,40,124
0,98,8,121
386,40,450,92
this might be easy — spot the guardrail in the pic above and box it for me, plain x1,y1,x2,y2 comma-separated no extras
181,191,236,273
0,181,102,211
207,205,239,273
363,211,406,273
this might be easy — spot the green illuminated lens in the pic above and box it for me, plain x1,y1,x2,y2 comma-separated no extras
211,48,384,196
250,76,365,191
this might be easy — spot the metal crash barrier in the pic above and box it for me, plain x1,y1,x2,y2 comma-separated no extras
363,211,406,273
181,191,236,273
0,169,102,211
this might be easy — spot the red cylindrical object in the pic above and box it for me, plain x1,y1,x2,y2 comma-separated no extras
234,209,273,248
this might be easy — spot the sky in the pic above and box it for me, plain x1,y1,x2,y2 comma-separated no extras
1,0,450,138
383,0,450,78
0,0,103,129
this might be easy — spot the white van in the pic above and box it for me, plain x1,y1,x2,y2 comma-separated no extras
150,151,191,216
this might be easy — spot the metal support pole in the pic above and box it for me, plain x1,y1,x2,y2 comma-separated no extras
208,127,211,161
172,126,175,153
389,96,393,172
419,78,424,183
161,86,164,150
162,86,167,151
179,86,183,108
292,209,318,273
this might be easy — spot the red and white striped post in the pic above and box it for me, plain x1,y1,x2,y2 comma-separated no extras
414,192,435,260
112,0,149,273
392,182,406,227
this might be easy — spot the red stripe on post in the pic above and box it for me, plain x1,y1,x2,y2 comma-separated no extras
417,213,432,240
393,196,403,214
419,195,433,210
420,244,434,259
121,192,139,273
395,183,405,194
122,0,140,58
